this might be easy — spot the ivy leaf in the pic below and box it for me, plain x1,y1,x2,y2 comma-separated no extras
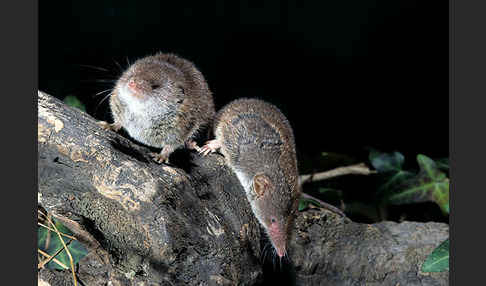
38,218,88,270
369,150,413,197
417,155,446,181
64,95,86,112
377,169,415,196
385,154,449,214
422,238,449,272
369,150,405,173
435,158,449,172
318,188,337,193
298,198,322,211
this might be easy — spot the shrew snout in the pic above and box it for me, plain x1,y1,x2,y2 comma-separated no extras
267,220,287,257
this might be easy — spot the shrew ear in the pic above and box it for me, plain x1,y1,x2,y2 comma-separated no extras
253,174,272,198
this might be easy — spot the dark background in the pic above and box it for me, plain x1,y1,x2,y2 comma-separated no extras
39,0,448,168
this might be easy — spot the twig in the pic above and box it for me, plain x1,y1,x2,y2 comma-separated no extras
299,163,376,185
301,193,346,217
38,222,78,241
51,214,102,250
38,248,69,270
46,215,78,286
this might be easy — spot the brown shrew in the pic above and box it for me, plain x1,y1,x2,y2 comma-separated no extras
98,52,215,164
200,98,300,258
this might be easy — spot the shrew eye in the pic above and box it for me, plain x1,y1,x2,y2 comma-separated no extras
179,86,185,95
271,218,276,223
151,84,160,90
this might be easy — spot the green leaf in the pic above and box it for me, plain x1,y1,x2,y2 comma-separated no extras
298,198,322,211
48,240,88,270
63,95,86,112
298,199,309,211
435,158,449,172
318,188,340,194
385,154,449,214
377,170,415,195
369,150,405,173
38,218,88,270
417,155,446,181
422,238,449,272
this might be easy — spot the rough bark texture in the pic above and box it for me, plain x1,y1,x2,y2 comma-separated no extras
289,210,449,286
37,91,449,286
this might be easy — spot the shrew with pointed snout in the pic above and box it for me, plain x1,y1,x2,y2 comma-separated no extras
98,52,215,164
200,98,300,258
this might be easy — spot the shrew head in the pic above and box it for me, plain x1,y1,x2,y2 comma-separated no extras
251,173,296,257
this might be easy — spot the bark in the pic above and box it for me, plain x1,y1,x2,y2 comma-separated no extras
288,210,449,286
37,91,448,286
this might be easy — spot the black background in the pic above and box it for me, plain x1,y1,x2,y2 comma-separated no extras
39,0,448,171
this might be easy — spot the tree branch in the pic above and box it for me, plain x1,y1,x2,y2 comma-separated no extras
37,91,448,286
299,162,376,185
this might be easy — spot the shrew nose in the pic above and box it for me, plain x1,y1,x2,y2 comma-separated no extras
276,246,286,258
128,78,138,90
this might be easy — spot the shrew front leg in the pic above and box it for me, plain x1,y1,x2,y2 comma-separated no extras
97,121,122,132
185,139,201,152
199,139,222,156
150,145,176,164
